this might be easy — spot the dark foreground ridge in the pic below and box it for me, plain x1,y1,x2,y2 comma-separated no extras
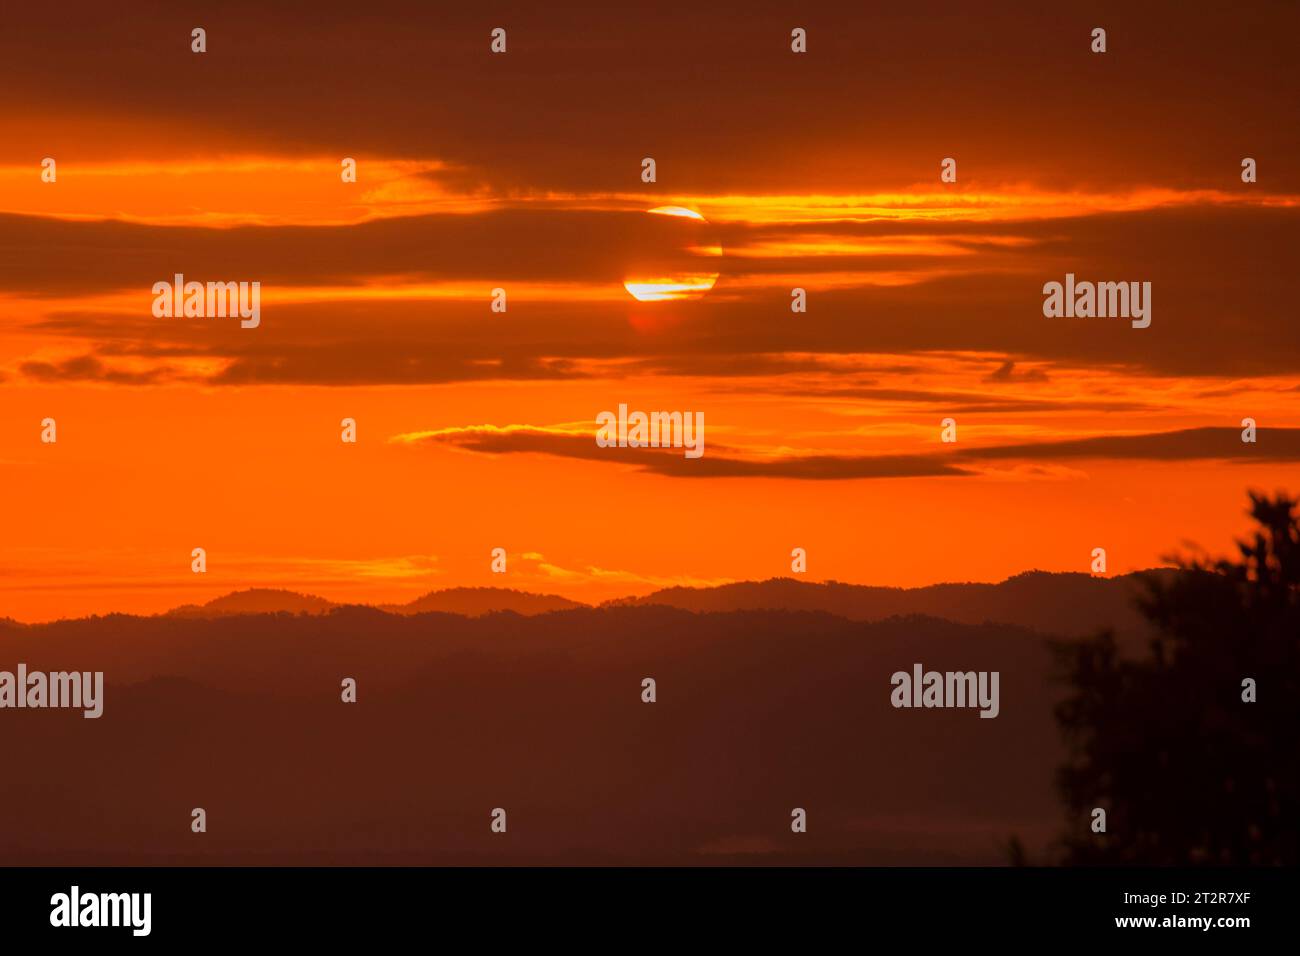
1,605,1062,865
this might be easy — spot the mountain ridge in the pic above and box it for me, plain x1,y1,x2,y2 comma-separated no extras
604,569,1169,640
20,569,1180,642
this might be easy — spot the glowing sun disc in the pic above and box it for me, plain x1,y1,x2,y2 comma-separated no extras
623,206,721,302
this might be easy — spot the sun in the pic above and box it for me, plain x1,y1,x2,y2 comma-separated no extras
622,206,722,302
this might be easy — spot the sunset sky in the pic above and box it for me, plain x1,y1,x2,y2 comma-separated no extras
2,1,1298,621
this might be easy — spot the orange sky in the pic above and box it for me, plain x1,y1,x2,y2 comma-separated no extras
2,2,1298,621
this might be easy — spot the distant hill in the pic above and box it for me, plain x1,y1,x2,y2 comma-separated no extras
383,587,588,617
603,570,1174,642
149,572,1174,639
166,586,587,620
167,588,337,618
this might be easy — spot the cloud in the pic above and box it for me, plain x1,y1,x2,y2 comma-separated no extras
397,424,972,478
4,2,1299,195
0,550,442,594
791,383,1154,415
964,427,1300,464
18,354,179,385
400,424,1300,480
510,551,733,590
0,207,689,295
983,360,1049,384
6,202,1299,384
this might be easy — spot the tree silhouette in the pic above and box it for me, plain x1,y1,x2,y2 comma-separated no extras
1053,491,1298,864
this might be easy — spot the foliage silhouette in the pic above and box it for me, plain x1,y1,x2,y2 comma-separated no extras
1054,492,1298,864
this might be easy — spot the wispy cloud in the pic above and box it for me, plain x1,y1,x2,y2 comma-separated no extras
401,425,1300,480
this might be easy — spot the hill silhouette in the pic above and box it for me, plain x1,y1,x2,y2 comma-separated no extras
382,586,587,617
162,586,587,620
0,605,1060,865
0,565,1239,865
167,588,338,617
605,571,1167,643
150,572,1164,642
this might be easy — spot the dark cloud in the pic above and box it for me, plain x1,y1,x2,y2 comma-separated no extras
791,384,1154,415
964,427,1300,463
0,207,706,295
3,203,1299,383
18,354,178,385
624,354,901,378
414,425,1300,480
983,360,1049,384
3,2,1297,194
412,426,971,479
